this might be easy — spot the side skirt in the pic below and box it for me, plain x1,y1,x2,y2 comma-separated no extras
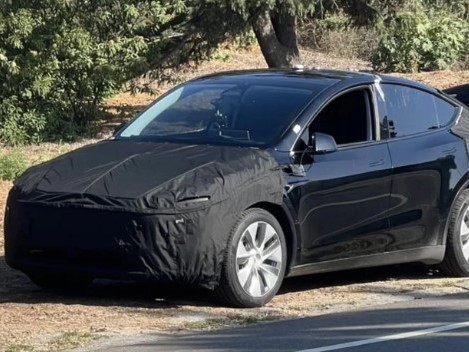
287,246,445,278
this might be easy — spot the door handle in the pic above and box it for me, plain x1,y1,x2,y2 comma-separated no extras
369,159,385,167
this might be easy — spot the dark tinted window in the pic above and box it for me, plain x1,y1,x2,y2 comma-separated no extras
378,84,456,139
309,89,371,145
434,96,457,126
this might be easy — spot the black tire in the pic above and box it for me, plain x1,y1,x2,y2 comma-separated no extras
441,189,469,276
27,272,93,292
216,208,287,308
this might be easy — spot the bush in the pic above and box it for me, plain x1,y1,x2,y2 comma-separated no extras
372,10,468,73
298,15,379,61
318,27,379,61
0,1,255,145
0,150,28,181
0,2,151,145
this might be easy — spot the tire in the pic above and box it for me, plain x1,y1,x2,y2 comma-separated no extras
27,272,93,292
441,189,469,276
216,208,287,308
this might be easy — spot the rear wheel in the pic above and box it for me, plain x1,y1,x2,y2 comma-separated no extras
216,208,287,308
441,189,469,276
27,272,93,292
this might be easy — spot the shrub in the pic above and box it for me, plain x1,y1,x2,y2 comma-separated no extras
0,2,152,145
298,15,379,62
0,1,260,145
372,10,468,73
0,150,28,181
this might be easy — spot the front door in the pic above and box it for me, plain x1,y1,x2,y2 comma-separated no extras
287,87,393,264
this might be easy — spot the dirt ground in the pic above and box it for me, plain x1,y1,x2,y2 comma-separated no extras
1,48,469,351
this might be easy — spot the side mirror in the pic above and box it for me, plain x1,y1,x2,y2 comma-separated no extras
311,132,338,154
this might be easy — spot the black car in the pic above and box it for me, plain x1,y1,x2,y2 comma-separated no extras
445,83,469,106
5,69,469,308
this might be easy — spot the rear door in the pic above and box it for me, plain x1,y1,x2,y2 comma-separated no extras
376,84,463,252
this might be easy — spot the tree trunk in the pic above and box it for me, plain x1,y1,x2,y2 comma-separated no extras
250,10,300,68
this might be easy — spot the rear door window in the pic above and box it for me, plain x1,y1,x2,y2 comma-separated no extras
377,84,457,139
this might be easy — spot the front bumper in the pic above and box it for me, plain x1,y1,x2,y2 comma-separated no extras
4,188,230,289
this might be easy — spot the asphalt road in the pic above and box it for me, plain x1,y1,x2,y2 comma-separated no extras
86,292,469,352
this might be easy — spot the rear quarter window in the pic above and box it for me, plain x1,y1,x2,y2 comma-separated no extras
434,96,458,126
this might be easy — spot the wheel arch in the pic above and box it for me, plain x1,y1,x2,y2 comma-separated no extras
247,201,298,276
443,174,469,246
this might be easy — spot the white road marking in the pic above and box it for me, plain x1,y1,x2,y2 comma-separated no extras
296,321,469,352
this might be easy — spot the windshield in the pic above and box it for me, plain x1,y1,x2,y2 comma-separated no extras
118,81,319,147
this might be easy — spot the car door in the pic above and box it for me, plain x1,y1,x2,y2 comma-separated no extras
287,87,393,265
377,84,464,252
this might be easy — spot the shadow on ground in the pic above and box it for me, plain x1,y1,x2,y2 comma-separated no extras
0,254,450,309
279,263,443,294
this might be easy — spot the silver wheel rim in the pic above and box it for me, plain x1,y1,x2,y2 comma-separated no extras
460,207,469,261
235,221,283,298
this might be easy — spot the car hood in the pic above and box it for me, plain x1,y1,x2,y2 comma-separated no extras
13,140,283,213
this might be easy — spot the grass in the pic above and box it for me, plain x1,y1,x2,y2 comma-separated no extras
0,143,74,181
0,150,28,181
179,313,282,331
5,331,95,352
47,331,94,351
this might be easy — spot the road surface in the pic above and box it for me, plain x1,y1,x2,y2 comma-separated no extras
81,291,469,352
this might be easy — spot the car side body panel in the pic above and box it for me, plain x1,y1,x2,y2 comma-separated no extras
286,142,392,265
386,129,467,250
281,77,469,276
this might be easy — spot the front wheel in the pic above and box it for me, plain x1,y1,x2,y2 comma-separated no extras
216,208,287,308
441,189,469,276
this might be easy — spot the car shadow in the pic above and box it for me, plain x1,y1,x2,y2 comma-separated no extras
0,255,216,308
279,262,444,294
0,254,452,309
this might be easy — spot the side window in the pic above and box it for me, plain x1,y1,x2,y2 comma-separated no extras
377,84,457,139
307,89,372,146
434,96,457,126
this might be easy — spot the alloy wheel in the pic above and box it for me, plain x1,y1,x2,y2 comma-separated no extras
235,221,283,297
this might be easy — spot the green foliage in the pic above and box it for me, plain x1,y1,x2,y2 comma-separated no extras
371,2,469,73
0,1,176,145
423,12,468,71
0,150,28,181
372,12,429,73
0,0,267,146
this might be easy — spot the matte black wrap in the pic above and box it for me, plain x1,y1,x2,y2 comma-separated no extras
5,141,285,289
